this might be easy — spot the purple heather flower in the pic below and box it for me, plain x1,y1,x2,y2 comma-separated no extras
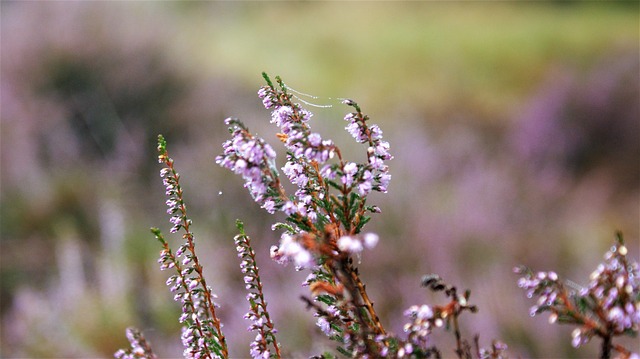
258,86,276,109
403,343,414,355
298,108,313,122
479,341,509,359
337,236,363,254
372,141,392,160
261,199,276,214
271,106,294,127
216,120,281,210
308,132,322,147
283,161,308,187
343,112,369,143
341,162,358,186
295,189,312,205
320,164,337,180
376,172,391,193
181,255,193,266
608,307,628,330
169,215,182,226
175,245,187,258
114,328,157,359
295,202,307,217
403,303,435,349
302,273,317,287
409,304,433,320
159,261,175,271
316,317,332,336
517,234,639,356
368,156,385,171
307,210,318,222
271,233,314,268
345,122,367,143
369,124,383,140
282,201,297,215
326,305,340,317
358,170,374,196
343,112,356,121
571,328,589,348
363,233,379,249
249,336,270,359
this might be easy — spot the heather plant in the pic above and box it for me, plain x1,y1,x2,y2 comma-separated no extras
117,73,638,359
515,232,639,359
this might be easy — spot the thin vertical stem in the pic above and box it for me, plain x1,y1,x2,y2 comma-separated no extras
600,334,612,359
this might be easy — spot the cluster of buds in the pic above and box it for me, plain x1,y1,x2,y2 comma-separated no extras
515,232,639,359
402,304,438,355
114,327,157,359
269,232,315,268
234,221,281,359
153,136,228,359
118,73,637,359
342,99,393,194
216,118,280,213
371,274,500,359
219,74,513,358
407,275,481,358
221,73,392,356
478,340,509,359
336,233,379,255
223,73,392,226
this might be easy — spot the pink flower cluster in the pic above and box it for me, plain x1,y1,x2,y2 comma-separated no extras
337,233,379,254
270,233,314,268
216,118,280,213
234,222,280,359
155,136,227,358
342,101,393,194
114,327,158,359
516,233,639,357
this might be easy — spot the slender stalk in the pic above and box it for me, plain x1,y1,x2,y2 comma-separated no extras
600,334,612,359
165,158,228,358
348,263,386,335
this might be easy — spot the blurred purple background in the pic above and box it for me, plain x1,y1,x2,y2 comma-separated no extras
1,2,638,358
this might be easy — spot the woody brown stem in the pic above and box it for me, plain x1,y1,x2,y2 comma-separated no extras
346,261,386,336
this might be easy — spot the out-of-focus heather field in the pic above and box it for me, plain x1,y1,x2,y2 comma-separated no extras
1,2,638,358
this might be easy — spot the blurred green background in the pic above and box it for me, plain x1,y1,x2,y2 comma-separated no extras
1,1,638,358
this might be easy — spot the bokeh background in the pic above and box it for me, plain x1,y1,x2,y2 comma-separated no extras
1,1,638,358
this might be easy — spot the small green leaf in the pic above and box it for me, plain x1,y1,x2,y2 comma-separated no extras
157,134,167,152
320,352,336,359
235,219,245,234
574,296,592,314
272,222,296,233
316,294,336,306
262,72,274,88
615,231,625,246
336,346,352,357
355,216,371,233
150,227,167,244
289,217,311,232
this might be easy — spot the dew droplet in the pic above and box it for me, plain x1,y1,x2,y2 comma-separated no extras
618,245,628,256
